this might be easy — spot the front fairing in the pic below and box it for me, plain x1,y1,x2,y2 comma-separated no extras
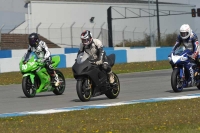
72,52,93,75
19,53,40,73
73,59,93,75
170,49,192,65
73,54,106,86
51,55,60,68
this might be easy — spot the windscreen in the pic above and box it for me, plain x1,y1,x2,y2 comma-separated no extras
174,46,185,55
22,52,37,61
77,52,90,64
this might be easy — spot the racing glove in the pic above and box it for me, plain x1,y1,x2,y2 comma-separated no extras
23,60,27,64
192,51,199,59
96,60,103,65
37,58,46,63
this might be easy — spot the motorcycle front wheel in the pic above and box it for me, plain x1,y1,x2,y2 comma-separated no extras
76,79,92,102
22,76,36,98
171,69,183,92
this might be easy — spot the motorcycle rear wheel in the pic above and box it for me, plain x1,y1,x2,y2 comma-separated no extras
171,69,183,92
22,76,36,98
105,73,120,99
76,79,92,102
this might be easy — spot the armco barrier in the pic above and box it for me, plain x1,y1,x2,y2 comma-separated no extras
0,57,21,73
106,50,127,64
0,50,12,58
0,47,173,73
64,48,79,54
11,48,65,58
126,47,156,62
65,53,77,68
156,47,172,61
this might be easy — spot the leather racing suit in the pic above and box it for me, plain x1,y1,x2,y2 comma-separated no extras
24,40,59,85
77,38,115,84
172,31,200,86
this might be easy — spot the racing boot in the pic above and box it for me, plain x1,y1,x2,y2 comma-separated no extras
52,73,59,87
108,71,116,86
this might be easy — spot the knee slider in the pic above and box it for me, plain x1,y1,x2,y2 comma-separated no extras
103,63,108,70
103,62,111,72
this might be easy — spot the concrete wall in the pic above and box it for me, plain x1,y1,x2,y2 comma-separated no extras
0,47,172,73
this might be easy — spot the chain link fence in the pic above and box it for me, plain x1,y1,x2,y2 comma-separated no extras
1,25,200,48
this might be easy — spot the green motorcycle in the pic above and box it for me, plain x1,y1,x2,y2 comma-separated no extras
19,53,66,98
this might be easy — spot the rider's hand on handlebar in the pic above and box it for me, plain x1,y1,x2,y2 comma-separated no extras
23,60,27,64
89,59,96,64
192,51,198,59
96,60,103,65
37,59,46,63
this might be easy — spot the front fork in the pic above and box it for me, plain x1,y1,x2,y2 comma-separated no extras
177,67,187,87
179,67,185,81
23,73,35,89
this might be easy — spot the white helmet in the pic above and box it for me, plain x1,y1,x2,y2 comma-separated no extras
80,30,93,45
180,24,192,40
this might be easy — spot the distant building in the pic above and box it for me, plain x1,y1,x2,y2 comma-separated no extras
0,0,196,47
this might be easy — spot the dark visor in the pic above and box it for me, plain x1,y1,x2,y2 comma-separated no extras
180,32,188,37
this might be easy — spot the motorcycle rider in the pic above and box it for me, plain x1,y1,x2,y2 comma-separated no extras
77,30,115,85
170,24,200,86
23,33,60,86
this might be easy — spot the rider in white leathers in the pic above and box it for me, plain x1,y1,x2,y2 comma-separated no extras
24,33,59,86
77,30,115,85
171,24,200,86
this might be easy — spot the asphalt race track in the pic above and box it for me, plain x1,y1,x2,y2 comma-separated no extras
1,69,200,114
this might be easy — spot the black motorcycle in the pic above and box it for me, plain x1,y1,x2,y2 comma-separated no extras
72,52,120,102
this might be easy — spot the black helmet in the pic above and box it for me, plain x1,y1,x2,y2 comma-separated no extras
28,33,39,47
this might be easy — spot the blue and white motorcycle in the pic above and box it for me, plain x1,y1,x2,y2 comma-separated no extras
168,47,200,92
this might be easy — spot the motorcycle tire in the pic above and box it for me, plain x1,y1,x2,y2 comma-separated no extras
76,79,92,102
171,69,183,92
105,73,120,99
22,76,36,98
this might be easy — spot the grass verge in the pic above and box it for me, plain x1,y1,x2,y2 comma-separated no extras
0,98,200,133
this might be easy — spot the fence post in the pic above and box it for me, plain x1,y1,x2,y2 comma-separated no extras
60,23,65,45
48,23,52,40
70,22,75,48
36,22,41,33
81,23,85,32
122,26,127,47
0,25,5,50
143,28,147,34
101,22,105,43
92,23,96,37
25,25,28,34
133,27,136,42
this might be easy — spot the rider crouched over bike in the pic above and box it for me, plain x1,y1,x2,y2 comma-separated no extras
170,24,200,86
77,30,115,85
23,33,59,86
